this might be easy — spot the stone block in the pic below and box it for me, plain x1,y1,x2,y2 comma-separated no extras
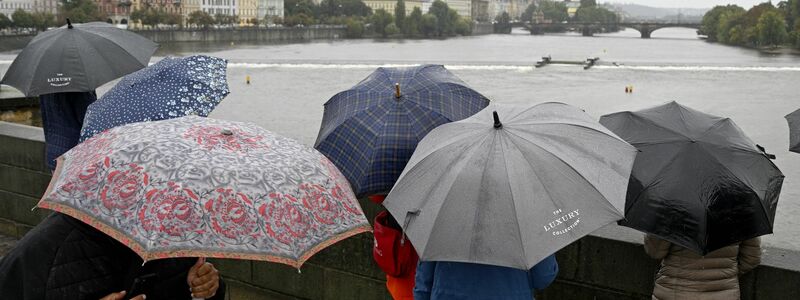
0,133,47,172
210,258,252,283
574,235,657,295
0,218,17,237
226,279,302,300
307,233,384,280
754,266,800,299
538,280,648,300
0,189,49,226
553,240,581,281
0,164,51,198
322,267,390,300
251,261,325,299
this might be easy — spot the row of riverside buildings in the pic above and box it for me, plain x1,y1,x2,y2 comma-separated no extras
0,0,581,27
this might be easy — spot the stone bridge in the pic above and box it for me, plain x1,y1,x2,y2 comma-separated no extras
515,22,702,38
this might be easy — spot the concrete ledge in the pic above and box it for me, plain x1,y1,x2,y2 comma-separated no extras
1,127,799,299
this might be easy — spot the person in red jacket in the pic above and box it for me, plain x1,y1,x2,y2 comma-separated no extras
370,195,418,300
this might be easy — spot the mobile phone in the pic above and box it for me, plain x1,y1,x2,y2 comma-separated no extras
127,273,158,298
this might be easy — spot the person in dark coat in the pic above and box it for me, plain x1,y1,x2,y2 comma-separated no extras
0,211,224,299
38,91,97,171
413,254,559,300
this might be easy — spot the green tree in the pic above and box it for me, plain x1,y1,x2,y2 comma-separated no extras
0,13,11,30
580,0,597,7
345,18,364,37
701,5,745,42
428,0,451,36
11,9,33,29
494,11,511,34
454,17,471,35
385,23,399,35
188,10,215,29
164,12,182,28
575,6,618,24
716,9,745,44
285,0,319,18
31,12,56,31
371,9,394,37
395,0,406,33
521,3,537,23
539,0,568,23
60,0,106,23
420,13,437,37
757,10,789,47
405,7,423,36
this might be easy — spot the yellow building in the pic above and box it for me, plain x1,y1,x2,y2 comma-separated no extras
182,0,202,26
238,0,258,25
363,0,426,15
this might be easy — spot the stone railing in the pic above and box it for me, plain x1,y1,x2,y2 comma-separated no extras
1,121,798,299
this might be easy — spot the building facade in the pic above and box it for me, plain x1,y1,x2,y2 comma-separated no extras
238,0,256,24
363,0,425,16
94,0,132,24
443,0,469,19
471,0,487,21
34,0,58,14
256,0,282,24
1,0,34,17
200,0,236,16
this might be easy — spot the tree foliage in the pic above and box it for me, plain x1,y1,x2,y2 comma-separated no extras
701,5,745,42
395,0,406,33
494,12,511,34
757,10,789,47
60,0,106,24
405,7,423,36
371,9,394,37
0,13,11,30
188,10,215,29
11,9,34,29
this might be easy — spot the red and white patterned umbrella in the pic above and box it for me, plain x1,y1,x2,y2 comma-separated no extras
38,116,371,268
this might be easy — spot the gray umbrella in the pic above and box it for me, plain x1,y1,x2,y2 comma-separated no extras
1,20,157,96
787,109,800,153
382,102,637,270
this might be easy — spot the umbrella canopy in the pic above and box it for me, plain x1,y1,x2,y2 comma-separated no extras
786,109,800,153
315,64,490,197
38,116,370,268
1,21,157,96
383,102,637,270
79,55,229,141
600,101,784,255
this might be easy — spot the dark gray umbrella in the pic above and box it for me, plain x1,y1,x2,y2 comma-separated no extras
601,101,784,254
383,102,637,270
786,109,800,153
1,20,157,96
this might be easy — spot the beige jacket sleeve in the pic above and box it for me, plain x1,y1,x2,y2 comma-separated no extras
738,237,761,274
643,234,671,260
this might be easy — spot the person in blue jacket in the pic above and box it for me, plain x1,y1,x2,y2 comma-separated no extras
38,91,97,170
413,254,559,300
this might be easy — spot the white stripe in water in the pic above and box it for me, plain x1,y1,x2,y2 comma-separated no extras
2,60,799,72
225,63,800,72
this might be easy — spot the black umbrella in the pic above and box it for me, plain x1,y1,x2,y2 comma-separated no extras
600,101,784,255
786,109,800,153
1,20,157,96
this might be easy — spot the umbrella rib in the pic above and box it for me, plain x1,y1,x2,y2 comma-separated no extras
497,132,529,267
628,113,691,141
515,121,630,144
20,33,66,95
505,129,619,216
623,142,693,213
79,28,155,66
467,130,500,262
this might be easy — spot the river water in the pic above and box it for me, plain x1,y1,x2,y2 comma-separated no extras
2,28,800,250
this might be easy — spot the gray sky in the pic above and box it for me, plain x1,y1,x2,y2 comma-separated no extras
608,1,770,9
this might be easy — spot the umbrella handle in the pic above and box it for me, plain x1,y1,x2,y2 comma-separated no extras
400,209,420,245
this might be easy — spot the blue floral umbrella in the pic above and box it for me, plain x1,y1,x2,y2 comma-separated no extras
314,65,490,197
80,55,229,141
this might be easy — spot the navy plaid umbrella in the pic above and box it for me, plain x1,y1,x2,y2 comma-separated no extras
80,55,229,141
315,65,490,197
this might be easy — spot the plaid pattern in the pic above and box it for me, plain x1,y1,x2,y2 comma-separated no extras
315,65,489,197
40,92,98,171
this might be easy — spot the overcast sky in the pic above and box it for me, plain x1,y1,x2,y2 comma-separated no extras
607,1,771,9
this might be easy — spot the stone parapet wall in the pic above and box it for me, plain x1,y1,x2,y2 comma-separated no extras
1,121,798,299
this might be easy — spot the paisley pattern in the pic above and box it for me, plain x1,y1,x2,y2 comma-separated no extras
40,116,371,267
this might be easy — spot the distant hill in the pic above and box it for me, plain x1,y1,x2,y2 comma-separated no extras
604,3,708,22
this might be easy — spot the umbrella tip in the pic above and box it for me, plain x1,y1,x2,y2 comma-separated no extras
493,111,502,129
221,129,233,136
394,83,401,99
67,18,73,29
